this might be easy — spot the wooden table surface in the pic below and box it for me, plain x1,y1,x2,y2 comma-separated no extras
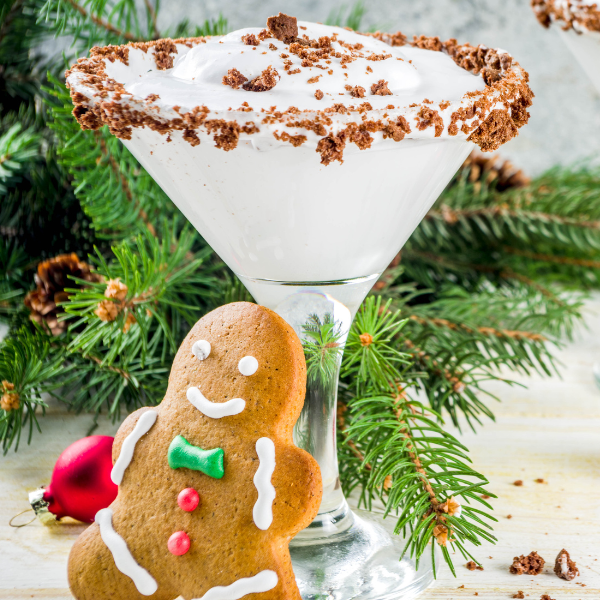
1,295,599,600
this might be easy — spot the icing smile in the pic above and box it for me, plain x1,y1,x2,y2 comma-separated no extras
186,386,246,418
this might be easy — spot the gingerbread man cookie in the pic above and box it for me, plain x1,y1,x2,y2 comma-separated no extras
68,302,322,600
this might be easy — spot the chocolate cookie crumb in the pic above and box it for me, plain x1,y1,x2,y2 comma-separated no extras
540,595,555,600
222,68,248,89
273,131,307,147
466,561,484,571
535,478,545,484
507,514,513,519
371,80,392,96
267,13,298,43
268,43,277,51
307,75,321,84
345,85,365,98
242,33,259,46
510,551,545,575
513,480,524,486
513,592,524,599
316,132,346,165
554,548,579,581
242,66,279,92
481,494,491,499
468,109,519,152
153,39,178,70
182,129,200,147
314,89,324,100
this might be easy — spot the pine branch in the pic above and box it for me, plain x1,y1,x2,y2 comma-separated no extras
142,0,160,39
39,0,144,49
342,296,411,391
0,325,74,452
63,0,139,41
64,224,218,364
302,314,344,383
326,1,366,30
94,131,157,237
428,205,600,233
408,314,547,343
503,245,600,269
1,0,53,105
46,75,171,239
335,298,496,573
0,122,42,193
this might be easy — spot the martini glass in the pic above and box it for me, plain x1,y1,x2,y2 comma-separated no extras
557,26,600,94
120,127,474,599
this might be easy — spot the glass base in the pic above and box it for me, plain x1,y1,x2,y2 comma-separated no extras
290,508,436,600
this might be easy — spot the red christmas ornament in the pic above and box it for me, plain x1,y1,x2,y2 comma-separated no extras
29,435,118,524
168,531,191,556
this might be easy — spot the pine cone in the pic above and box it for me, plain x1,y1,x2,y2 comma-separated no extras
460,151,530,192
24,253,102,335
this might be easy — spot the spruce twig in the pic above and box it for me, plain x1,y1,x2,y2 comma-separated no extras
63,0,139,41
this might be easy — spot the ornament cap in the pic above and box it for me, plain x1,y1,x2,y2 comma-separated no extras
29,488,58,525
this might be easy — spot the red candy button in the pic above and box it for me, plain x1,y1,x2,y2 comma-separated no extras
168,531,190,556
178,488,200,512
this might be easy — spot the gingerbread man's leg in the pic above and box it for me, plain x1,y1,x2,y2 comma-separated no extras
68,520,176,600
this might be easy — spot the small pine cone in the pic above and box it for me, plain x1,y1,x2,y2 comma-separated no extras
24,253,102,336
439,496,462,517
1,392,20,411
94,279,129,322
432,523,448,546
104,279,128,301
359,333,373,346
95,300,120,322
460,151,530,192
1,381,19,411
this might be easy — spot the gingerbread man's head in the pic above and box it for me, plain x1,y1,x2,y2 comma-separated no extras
164,302,307,439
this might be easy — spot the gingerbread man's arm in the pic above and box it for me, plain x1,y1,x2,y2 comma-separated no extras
270,445,322,535
111,406,159,465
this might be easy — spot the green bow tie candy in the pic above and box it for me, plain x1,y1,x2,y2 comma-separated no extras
167,435,225,479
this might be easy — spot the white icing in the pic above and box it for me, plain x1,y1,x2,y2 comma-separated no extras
186,386,246,418
238,356,259,376
111,410,158,485
252,437,276,530
195,570,278,600
192,339,211,360
95,508,158,596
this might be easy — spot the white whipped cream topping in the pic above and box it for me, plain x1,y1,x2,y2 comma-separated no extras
123,21,485,112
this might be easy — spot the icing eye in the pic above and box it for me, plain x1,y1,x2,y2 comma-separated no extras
238,356,258,376
192,340,211,361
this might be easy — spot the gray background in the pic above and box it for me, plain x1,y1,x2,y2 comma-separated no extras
155,0,600,176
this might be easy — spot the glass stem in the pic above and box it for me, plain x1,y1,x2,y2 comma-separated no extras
238,274,379,540
293,330,349,530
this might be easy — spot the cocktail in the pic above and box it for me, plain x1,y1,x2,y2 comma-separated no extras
67,14,532,599
532,0,600,93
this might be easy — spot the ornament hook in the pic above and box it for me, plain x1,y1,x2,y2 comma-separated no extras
9,508,36,528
